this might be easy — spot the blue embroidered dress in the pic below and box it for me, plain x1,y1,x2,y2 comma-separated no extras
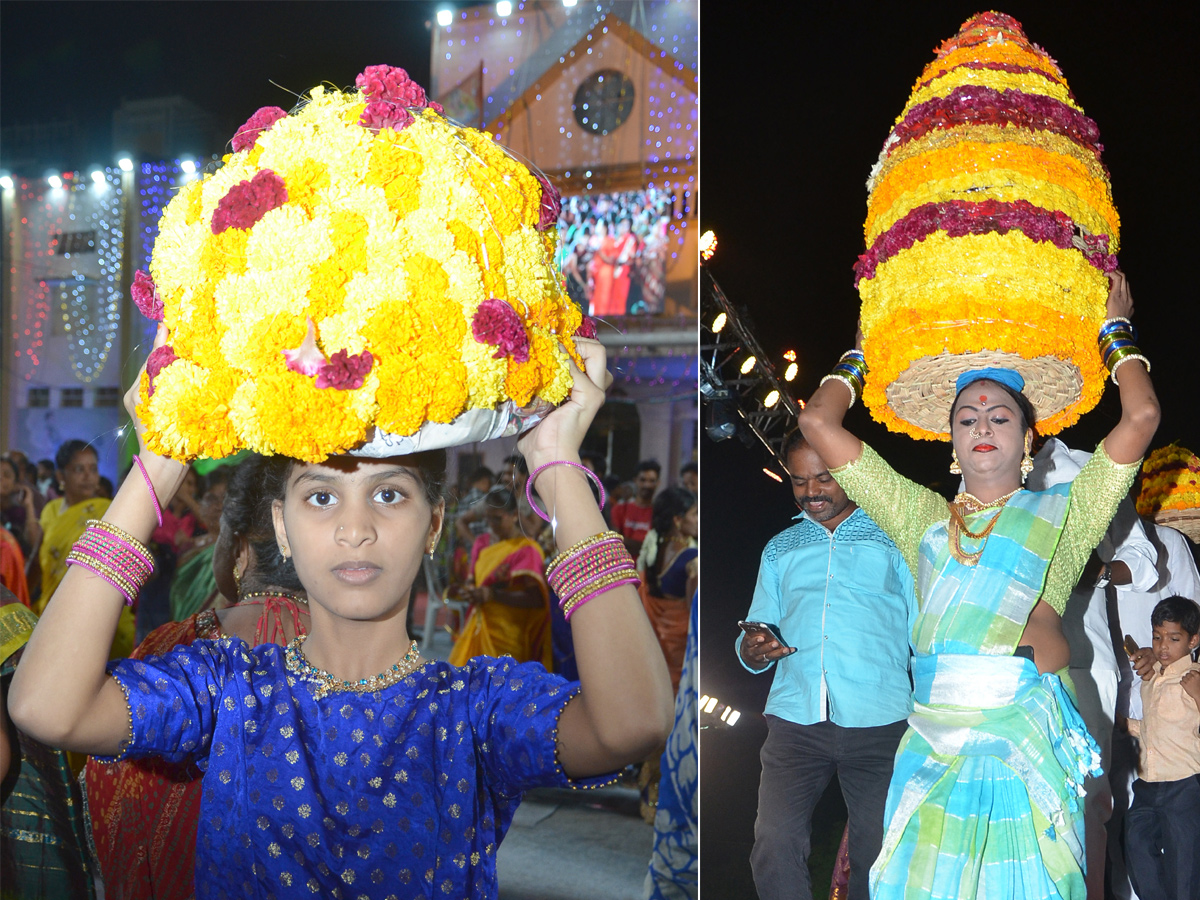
100,640,614,900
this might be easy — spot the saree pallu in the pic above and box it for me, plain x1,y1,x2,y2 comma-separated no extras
871,654,1098,900
448,536,550,668
0,600,97,900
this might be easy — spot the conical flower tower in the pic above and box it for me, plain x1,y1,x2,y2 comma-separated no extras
1137,445,1200,543
854,12,1119,440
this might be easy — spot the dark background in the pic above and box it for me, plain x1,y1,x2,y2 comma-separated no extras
700,3,1200,896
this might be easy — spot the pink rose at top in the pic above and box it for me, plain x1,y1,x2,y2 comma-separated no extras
131,269,164,320
316,350,374,391
471,299,531,363
210,170,289,234
231,106,288,153
145,345,178,396
535,173,562,232
356,65,431,108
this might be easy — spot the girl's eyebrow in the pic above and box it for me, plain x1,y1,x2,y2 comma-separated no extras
957,403,1015,413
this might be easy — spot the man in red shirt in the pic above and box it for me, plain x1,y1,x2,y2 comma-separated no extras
611,459,660,556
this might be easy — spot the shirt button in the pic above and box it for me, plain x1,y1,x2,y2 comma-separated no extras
824,636,828,640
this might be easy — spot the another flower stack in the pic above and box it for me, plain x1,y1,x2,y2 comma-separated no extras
136,66,585,463
855,12,1119,440
1137,445,1200,543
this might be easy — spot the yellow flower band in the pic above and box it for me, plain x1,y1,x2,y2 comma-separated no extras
1137,446,1200,515
869,124,1105,198
867,141,1118,244
137,69,583,463
901,67,1080,120
858,230,1109,439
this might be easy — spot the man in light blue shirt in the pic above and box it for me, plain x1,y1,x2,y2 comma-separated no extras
738,432,916,900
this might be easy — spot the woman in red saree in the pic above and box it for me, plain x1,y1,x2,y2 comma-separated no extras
590,218,640,317
448,488,551,668
83,455,308,900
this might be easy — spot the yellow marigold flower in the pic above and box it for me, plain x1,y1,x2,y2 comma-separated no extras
901,66,1079,119
281,157,331,218
139,361,241,461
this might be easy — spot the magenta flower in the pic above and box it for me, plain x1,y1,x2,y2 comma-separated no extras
211,170,288,234
131,269,163,321
146,345,178,396
316,349,374,390
231,106,288,153
356,65,431,108
359,100,415,134
472,299,530,362
574,316,599,340
535,173,562,232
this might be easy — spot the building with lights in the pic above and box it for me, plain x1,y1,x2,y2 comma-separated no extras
431,0,699,483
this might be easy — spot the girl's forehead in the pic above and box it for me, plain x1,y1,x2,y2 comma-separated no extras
289,457,418,485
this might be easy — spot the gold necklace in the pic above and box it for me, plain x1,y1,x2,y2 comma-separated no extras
947,488,1022,567
239,590,308,605
285,635,423,700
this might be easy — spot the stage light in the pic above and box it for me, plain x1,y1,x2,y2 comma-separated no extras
180,159,196,174
701,695,719,714
727,710,741,726
700,229,717,260
117,157,133,171
740,356,756,375
563,0,578,6
0,176,12,190
711,311,727,333
90,170,105,184
784,362,798,382
496,1,512,16
705,397,739,442
783,350,796,361
763,468,783,483
436,8,452,26
47,175,62,189
764,389,780,408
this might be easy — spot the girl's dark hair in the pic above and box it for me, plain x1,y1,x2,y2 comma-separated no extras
646,487,696,597
0,456,18,481
950,382,1038,434
55,439,96,472
222,456,302,593
483,487,518,514
1151,596,1200,637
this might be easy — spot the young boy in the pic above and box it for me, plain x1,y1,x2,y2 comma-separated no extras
1125,595,1200,900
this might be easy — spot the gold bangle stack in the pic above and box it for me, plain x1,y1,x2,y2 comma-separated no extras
545,530,624,575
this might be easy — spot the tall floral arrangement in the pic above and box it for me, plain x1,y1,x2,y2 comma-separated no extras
135,66,585,462
1137,445,1200,514
855,12,1118,440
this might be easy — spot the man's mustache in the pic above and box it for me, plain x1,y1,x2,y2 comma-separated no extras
800,496,833,505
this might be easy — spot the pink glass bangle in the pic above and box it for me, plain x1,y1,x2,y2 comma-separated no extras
133,455,164,528
526,461,606,523
79,528,154,573
546,538,625,579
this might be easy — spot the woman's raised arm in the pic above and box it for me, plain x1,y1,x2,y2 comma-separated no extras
1098,272,1161,465
520,339,674,777
8,326,189,755
795,327,865,469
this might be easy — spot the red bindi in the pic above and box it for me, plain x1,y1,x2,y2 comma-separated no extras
979,394,988,403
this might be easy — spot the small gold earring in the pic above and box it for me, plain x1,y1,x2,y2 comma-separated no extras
949,449,962,476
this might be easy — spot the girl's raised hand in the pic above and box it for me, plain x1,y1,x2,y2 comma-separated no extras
517,338,611,468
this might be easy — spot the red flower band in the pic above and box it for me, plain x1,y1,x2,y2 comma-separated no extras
211,170,289,234
316,349,374,390
146,345,178,396
131,269,163,321
231,107,288,153
472,299,530,362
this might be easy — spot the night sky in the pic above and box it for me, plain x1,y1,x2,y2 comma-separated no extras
1,1,454,169
700,3,1200,893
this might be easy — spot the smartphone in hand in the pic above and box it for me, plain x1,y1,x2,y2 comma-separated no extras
738,620,790,648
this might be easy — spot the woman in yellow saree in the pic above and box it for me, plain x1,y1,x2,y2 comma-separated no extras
448,488,551,668
37,440,134,659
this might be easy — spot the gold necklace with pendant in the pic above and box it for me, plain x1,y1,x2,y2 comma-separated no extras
947,488,1022,566
285,635,424,700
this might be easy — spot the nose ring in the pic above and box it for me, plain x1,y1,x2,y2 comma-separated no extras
969,427,982,440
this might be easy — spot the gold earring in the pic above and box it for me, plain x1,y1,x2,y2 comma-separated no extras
1020,440,1034,483
279,545,290,559
949,449,962,476
233,565,242,593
